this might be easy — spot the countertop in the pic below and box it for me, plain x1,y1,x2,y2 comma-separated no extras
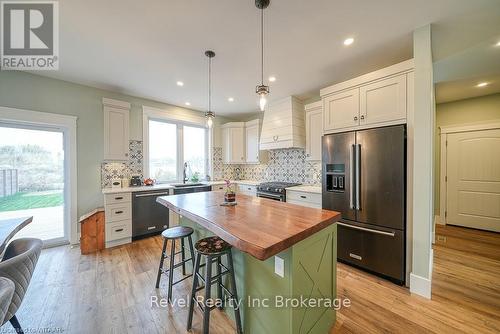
101,180,260,194
78,207,105,222
157,191,340,260
285,185,322,194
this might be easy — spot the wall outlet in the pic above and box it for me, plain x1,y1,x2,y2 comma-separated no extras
274,256,284,278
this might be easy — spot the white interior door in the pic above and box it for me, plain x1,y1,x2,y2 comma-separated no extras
446,128,500,232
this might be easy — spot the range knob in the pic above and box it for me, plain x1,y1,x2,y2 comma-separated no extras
266,187,271,191
278,189,283,193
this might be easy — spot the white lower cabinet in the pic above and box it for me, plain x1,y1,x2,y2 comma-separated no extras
104,192,132,247
286,190,322,208
237,184,257,196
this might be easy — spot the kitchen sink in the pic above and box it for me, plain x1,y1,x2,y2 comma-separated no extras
172,183,204,188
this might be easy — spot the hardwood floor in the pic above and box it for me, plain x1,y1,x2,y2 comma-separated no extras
10,224,500,334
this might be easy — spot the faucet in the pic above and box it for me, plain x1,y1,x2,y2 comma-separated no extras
183,162,189,184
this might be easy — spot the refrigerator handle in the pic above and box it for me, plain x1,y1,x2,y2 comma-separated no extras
349,144,355,209
356,144,361,210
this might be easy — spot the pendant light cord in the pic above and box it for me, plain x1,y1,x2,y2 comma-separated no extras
208,55,211,112
261,7,264,86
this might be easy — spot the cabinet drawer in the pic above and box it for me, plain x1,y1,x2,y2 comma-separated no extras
337,222,404,283
106,220,132,242
104,192,131,205
287,199,321,209
286,191,321,205
238,184,257,195
105,203,132,223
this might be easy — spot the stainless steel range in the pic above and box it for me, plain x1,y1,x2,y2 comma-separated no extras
256,182,301,202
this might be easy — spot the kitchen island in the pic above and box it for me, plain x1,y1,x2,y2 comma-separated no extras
157,191,341,334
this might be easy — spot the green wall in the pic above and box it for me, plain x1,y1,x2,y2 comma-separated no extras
434,93,500,214
0,71,230,218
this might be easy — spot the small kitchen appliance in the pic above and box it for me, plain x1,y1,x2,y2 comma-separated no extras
130,175,142,187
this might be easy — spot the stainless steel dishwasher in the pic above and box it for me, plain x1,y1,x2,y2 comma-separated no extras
132,189,170,240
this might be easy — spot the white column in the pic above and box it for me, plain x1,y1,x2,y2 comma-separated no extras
410,24,435,299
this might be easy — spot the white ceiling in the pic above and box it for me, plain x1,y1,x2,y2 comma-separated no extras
34,0,500,116
434,36,500,103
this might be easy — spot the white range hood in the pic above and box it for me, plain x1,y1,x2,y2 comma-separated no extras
259,96,306,150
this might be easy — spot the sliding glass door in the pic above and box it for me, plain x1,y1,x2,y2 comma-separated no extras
0,124,67,244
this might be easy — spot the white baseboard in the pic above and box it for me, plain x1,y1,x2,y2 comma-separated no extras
410,272,432,299
435,215,445,225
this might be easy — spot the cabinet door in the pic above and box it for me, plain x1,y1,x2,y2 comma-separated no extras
360,74,406,126
306,109,323,161
323,88,360,132
222,127,245,164
230,127,245,163
104,106,129,160
245,125,259,164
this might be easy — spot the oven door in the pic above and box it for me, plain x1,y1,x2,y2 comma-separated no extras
256,192,284,201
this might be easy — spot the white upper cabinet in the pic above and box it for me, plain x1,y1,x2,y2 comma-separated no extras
305,101,323,161
103,98,130,161
320,59,414,134
323,88,360,132
221,122,245,164
245,119,260,164
359,74,407,126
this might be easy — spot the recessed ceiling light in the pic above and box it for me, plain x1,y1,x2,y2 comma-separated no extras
343,37,354,46
176,81,184,87
228,97,234,102
185,102,191,106
495,41,500,47
269,76,276,82
476,82,488,87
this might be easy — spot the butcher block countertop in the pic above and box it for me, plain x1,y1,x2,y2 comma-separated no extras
157,191,340,260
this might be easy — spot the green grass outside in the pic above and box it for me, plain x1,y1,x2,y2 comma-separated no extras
0,191,64,212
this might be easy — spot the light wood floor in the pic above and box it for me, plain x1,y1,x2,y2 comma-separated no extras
10,224,500,334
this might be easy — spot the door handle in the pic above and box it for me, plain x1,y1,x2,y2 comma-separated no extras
134,192,169,197
349,144,355,209
337,222,395,237
349,253,362,260
115,210,123,214
115,228,124,232
115,196,123,200
300,195,307,199
355,144,361,211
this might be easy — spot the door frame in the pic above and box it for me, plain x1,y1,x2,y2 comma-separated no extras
0,106,78,245
439,120,500,226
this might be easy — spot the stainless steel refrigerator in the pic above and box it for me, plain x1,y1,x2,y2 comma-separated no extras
322,125,406,284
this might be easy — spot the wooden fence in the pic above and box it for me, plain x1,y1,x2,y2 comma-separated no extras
0,169,18,198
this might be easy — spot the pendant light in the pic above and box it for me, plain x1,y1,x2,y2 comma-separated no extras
255,0,270,111
205,50,215,128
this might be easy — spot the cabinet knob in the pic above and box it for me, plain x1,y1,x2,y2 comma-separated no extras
306,153,310,157
360,115,365,120
354,116,358,121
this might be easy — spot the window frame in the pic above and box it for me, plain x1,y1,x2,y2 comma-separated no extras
143,106,211,184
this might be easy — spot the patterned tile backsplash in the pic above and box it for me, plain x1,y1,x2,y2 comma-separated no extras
212,147,322,185
101,140,143,188
101,142,321,188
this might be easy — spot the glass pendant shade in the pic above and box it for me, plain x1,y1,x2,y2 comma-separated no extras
206,116,213,128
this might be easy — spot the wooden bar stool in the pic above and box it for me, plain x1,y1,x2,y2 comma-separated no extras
187,236,243,334
155,226,195,303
